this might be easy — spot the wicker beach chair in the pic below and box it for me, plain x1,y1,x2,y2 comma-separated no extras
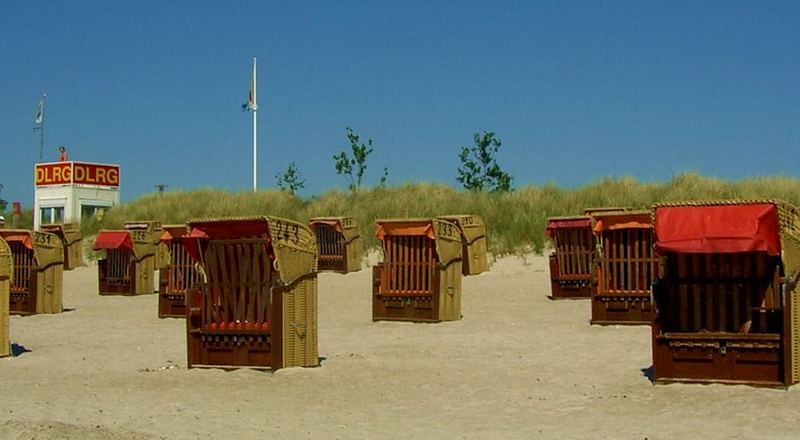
546,216,594,299
372,218,463,322
124,221,169,271
651,200,800,387
590,210,657,325
40,223,84,270
184,216,319,370
95,229,156,295
437,215,489,276
158,225,201,318
0,237,12,357
0,230,63,315
308,216,362,273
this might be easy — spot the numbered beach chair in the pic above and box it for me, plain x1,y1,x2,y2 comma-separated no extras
590,210,657,325
1,237,11,357
125,221,170,271
651,200,800,387
372,218,463,322
158,225,201,318
184,216,319,370
438,215,489,275
308,216,362,273
94,228,156,295
0,229,64,315
40,223,84,270
546,216,594,299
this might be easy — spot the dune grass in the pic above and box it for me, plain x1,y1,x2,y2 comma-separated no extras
52,172,798,256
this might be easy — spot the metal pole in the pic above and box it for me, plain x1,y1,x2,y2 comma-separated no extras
252,57,258,192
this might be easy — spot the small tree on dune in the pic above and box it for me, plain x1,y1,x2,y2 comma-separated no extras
275,162,306,195
456,131,513,192
333,127,388,191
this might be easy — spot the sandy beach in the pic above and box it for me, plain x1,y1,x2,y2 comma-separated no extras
2,254,800,439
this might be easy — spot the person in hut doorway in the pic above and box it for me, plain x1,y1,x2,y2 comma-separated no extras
59,145,68,161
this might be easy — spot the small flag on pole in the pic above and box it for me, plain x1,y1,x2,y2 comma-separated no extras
34,97,45,125
242,65,258,112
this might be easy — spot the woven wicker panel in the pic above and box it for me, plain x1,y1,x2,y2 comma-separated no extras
41,223,82,246
792,289,800,384
282,276,319,368
269,216,318,286
32,231,64,269
37,264,63,314
583,207,631,216
0,238,11,357
433,219,463,267
438,215,488,275
437,259,462,321
125,221,162,264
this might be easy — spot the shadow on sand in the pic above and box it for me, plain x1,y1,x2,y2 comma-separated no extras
641,365,654,383
11,344,32,357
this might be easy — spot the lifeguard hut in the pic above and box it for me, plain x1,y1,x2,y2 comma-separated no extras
33,161,120,229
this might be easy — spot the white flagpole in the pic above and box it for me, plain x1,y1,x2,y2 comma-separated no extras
252,58,258,192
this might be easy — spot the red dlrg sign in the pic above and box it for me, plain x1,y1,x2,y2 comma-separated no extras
35,162,120,187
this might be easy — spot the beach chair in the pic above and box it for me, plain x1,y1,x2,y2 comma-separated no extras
651,200,800,387
0,237,12,357
308,216,362,273
124,221,170,271
0,229,64,315
372,218,463,322
590,210,657,325
184,216,319,370
437,215,489,275
40,223,84,270
94,228,156,295
546,216,594,299
158,225,201,318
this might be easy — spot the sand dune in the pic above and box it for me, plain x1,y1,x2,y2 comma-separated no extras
1,255,799,439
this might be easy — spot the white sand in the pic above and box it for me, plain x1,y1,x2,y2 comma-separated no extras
2,255,800,439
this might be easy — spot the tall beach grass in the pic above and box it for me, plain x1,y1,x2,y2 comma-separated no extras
67,172,800,255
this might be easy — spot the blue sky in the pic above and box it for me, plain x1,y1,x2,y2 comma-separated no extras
1,1,799,204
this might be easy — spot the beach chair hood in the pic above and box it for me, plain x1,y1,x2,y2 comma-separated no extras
375,218,463,267
186,216,318,286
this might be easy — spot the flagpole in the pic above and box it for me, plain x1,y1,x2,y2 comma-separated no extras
252,58,257,192
40,93,46,163
34,92,46,163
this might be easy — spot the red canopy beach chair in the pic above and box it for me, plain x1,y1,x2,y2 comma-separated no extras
184,216,319,370
651,200,800,387
94,229,155,296
590,210,657,325
372,218,463,322
0,229,64,315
